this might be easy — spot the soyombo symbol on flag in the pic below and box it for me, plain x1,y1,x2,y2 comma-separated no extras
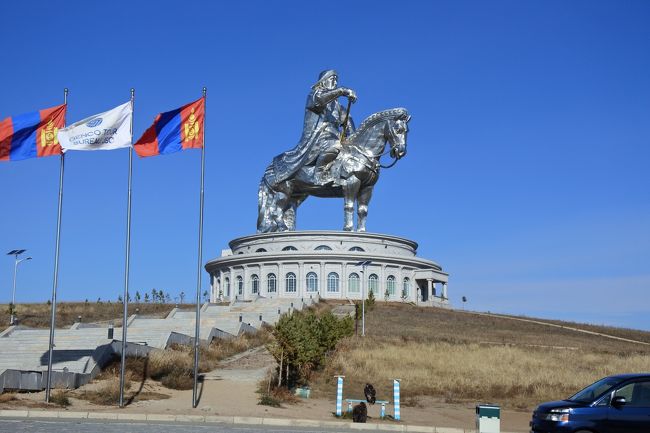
134,97,204,157
58,101,132,151
0,104,67,161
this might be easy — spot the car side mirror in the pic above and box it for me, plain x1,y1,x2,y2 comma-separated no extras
612,396,627,407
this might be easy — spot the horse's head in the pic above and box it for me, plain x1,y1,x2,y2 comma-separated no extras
385,109,410,160
347,108,410,162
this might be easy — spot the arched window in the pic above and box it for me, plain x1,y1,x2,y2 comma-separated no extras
327,272,339,292
306,272,318,292
251,274,259,294
237,276,244,296
255,248,267,253
348,273,360,293
224,277,230,297
285,272,296,293
402,277,411,298
368,274,378,295
282,246,298,251
349,246,365,252
386,275,396,296
267,273,276,293
315,245,332,251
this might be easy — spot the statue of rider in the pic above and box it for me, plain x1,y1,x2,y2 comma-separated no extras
268,69,357,186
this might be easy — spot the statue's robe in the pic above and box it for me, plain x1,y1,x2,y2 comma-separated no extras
266,87,353,186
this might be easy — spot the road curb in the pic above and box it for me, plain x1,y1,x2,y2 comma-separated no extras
0,409,529,433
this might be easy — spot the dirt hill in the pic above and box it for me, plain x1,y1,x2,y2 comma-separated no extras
310,302,650,410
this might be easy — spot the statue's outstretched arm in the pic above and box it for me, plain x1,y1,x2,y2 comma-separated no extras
311,87,353,110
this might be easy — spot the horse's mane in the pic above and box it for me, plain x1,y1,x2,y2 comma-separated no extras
347,108,409,142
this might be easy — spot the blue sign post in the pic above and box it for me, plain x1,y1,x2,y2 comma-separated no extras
393,379,401,420
335,375,345,416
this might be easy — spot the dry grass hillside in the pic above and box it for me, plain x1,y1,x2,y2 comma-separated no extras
0,302,185,331
310,302,650,410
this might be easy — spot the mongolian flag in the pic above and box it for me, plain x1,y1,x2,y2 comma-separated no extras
134,97,204,157
0,104,67,162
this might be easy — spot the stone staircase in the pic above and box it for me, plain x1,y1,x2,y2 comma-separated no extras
0,295,319,393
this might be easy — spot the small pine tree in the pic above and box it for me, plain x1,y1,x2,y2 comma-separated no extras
96,297,101,304
203,290,209,302
144,293,150,303
127,292,132,303
151,289,158,303
164,293,171,304
135,291,141,303
401,288,408,302
179,291,185,304
47,299,52,306
117,295,123,303
365,290,376,311
158,290,164,303
384,288,390,302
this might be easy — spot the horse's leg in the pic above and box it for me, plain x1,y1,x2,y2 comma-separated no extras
341,178,360,231
286,194,308,231
272,191,290,231
356,184,374,232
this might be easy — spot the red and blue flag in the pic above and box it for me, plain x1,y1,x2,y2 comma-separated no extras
134,97,204,157
0,104,67,162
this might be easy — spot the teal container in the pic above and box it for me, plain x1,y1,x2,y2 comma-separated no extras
294,386,311,398
476,404,500,433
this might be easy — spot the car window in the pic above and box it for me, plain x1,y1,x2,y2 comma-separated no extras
569,377,622,403
615,383,635,401
596,392,611,407
615,381,650,408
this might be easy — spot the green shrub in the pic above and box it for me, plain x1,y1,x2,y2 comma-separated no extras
269,309,353,386
258,393,282,407
50,390,71,407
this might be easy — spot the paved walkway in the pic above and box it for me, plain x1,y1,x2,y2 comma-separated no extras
0,410,522,433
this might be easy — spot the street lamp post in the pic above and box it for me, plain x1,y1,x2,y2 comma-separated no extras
7,250,31,326
356,260,372,337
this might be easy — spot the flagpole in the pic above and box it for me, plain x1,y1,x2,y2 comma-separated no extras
192,87,207,408
119,88,135,408
45,88,68,403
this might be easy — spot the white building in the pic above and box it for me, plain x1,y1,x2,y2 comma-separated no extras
205,231,449,306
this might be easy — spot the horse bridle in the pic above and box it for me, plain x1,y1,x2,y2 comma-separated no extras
379,121,405,168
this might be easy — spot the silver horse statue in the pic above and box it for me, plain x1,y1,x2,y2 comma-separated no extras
257,108,410,232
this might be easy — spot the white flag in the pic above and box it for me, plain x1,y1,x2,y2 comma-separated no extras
58,101,132,151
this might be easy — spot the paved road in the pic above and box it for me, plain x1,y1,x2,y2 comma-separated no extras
0,418,359,433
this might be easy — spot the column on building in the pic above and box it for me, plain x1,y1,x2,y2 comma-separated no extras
320,261,325,298
298,261,303,300
243,265,249,301
427,278,433,303
228,266,233,300
380,264,386,301
442,282,448,300
342,262,347,299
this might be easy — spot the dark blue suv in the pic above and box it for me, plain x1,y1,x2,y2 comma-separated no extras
530,373,650,433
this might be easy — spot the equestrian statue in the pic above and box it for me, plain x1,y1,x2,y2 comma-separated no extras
257,69,410,233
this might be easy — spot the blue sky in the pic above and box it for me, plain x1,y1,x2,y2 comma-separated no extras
1,1,649,330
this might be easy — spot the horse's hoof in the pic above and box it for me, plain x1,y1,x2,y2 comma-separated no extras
343,226,353,232
357,228,366,232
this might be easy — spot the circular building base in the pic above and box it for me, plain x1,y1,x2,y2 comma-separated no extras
205,231,449,307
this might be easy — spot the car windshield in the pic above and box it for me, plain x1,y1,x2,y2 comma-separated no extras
567,377,623,404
